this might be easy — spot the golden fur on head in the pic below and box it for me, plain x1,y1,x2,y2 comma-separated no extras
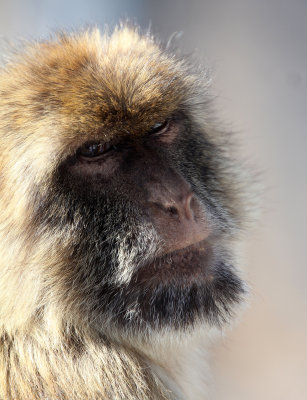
1,26,195,146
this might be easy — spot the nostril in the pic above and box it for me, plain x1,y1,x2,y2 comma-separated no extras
167,206,178,215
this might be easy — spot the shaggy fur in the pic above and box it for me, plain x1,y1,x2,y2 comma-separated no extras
0,25,249,399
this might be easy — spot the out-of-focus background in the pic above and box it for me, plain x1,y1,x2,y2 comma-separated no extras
0,1,306,399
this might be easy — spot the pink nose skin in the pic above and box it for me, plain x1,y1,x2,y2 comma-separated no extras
147,181,210,254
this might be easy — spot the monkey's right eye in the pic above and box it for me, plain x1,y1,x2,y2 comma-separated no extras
77,142,116,161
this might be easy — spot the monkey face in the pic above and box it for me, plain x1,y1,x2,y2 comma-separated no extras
0,27,245,339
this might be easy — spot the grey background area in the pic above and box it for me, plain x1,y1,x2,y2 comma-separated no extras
0,1,306,399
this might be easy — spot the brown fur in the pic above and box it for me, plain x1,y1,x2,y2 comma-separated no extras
0,25,248,400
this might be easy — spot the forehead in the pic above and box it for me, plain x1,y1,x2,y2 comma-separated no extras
2,27,195,142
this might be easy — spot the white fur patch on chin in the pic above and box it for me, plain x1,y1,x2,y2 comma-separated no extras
114,224,159,285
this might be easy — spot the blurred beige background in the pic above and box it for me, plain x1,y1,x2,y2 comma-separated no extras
0,1,306,399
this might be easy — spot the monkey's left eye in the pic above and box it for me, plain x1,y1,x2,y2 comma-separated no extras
148,120,169,136
77,142,116,160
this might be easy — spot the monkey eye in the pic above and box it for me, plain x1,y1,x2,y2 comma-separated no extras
148,120,169,136
77,142,116,160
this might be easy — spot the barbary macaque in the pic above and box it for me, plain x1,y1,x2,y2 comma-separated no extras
0,25,249,399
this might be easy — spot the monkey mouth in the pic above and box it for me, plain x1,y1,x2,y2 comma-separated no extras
134,240,214,285
108,240,245,330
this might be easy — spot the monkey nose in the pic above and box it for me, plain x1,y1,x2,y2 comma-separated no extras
148,191,210,253
159,192,194,220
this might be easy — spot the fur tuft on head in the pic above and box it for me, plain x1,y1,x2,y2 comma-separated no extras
1,26,197,142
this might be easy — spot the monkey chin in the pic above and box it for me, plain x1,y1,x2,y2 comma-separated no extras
98,241,246,339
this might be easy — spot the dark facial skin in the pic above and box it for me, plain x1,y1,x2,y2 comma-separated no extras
33,112,244,335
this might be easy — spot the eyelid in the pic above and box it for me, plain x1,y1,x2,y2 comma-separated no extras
148,120,170,136
77,141,117,161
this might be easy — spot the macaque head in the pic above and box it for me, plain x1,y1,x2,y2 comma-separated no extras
0,26,246,340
